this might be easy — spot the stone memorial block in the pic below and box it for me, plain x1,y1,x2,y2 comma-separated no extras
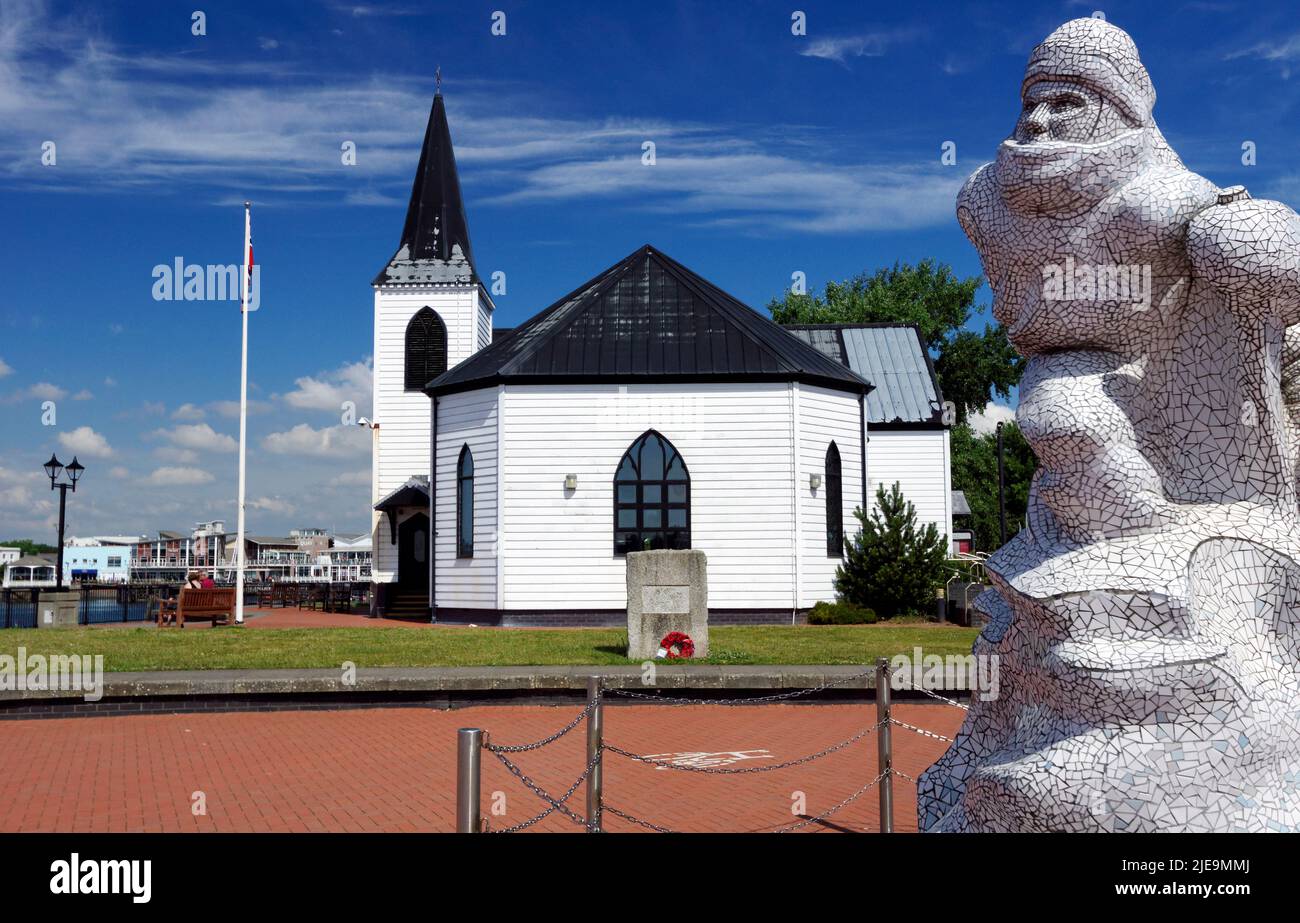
625,549,708,659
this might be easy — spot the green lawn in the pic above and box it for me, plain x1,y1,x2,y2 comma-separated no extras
0,624,978,672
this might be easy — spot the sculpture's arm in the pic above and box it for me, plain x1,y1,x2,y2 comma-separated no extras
955,163,995,254
1187,192,1300,326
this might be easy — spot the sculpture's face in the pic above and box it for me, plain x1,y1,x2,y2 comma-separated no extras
993,77,1151,218
1013,80,1132,145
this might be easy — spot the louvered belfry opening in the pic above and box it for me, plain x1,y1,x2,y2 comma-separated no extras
405,307,448,391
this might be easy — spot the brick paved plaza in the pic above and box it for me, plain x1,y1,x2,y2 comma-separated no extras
0,702,963,833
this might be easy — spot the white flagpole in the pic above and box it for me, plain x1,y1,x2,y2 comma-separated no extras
235,201,251,624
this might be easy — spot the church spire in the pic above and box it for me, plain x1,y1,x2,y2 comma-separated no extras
373,84,476,286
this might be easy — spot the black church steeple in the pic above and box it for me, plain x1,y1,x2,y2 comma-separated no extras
374,86,476,286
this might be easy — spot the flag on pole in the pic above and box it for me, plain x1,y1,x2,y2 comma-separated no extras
235,202,252,624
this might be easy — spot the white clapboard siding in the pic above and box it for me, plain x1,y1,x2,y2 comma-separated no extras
499,383,799,611
433,387,499,608
371,285,480,582
865,429,953,544
797,385,865,608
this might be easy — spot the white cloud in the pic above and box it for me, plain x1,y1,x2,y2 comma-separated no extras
144,466,214,486
249,496,294,514
0,3,959,234
0,357,12,377
154,423,238,453
28,382,65,400
209,399,273,418
2,381,66,403
109,466,129,479
0,465,51,512
153,446,200,464
798,29,917,65
262,423,368,456
331,469,371,486
486,152,963,234
172,402,206,421
1226,34,1300,64
57,425,114,457
281,359,373,412
969,403,1017,436
71,389,92,400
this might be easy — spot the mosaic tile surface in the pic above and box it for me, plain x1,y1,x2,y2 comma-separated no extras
917,17,1300,832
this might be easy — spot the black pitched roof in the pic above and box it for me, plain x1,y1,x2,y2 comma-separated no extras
425,245,873,397
373,91,476,286
374,475,431,512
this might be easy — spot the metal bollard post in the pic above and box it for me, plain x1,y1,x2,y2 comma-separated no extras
456,728,484,833
586,676,604,832
876,657,894,833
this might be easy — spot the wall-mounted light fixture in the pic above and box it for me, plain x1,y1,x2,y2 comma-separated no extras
564,474,578,490
809,473,822,490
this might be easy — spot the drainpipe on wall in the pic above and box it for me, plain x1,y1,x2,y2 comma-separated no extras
859,394,868,510
790,383,801,626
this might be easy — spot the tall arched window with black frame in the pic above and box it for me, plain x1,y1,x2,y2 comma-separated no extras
404,307,448,392
826,441,843,557
457,445,474,558
614,430,690,555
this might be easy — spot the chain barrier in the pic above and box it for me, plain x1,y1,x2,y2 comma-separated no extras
770,771,887,833
889,674,970,711
464,663,966,833
890,717,954,743
604,718,886,775
602,803,674,833
485,694,602,753
605,668,876,706
489,747,601,833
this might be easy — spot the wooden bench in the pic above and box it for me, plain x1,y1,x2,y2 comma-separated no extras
164,587,236,628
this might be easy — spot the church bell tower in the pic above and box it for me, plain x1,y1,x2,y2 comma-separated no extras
369,83,493,617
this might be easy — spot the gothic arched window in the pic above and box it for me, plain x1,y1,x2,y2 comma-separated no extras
405,307,448,391
825,441,843,557
457,445,474,559
614,430,690,555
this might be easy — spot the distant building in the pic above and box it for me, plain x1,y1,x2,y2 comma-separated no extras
323,533,372,582
0,547,20,568
2,555,57,589
62,544,132,583
119,522,371,583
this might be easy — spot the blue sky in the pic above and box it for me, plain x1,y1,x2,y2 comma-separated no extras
2,0,1299,540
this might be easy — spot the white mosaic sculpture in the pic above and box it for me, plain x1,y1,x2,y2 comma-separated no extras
918,17,1300,832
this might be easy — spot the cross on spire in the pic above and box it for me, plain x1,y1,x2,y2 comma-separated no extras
435,66,441,95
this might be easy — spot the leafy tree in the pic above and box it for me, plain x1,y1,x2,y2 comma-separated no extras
0,539,57,556
834,482,949,617
949,422,1037,552
933,326,1022,426
768,259,1024,423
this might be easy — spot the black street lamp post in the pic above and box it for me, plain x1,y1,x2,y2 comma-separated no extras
43,454,85,591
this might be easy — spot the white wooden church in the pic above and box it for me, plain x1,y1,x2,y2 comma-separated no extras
368,89,954,623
